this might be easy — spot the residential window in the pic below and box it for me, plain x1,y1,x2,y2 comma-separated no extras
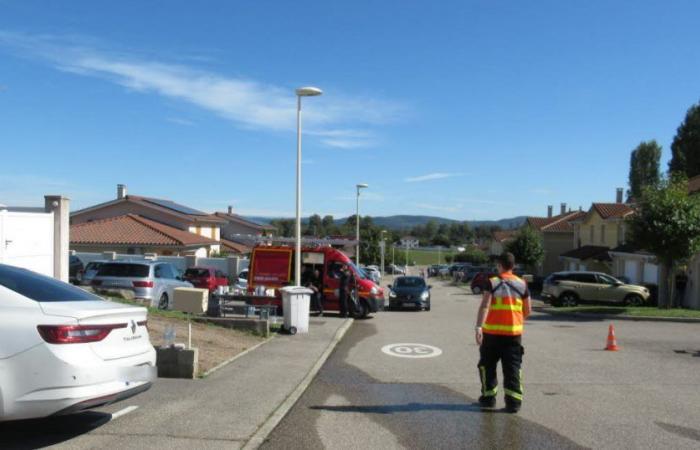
601,225,606,244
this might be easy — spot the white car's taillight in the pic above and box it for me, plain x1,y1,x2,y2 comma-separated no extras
37,324,128,344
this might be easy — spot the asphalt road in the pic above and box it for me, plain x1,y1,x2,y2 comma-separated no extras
261,278,700,449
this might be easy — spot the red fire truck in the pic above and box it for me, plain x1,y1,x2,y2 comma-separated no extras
246,245,384,318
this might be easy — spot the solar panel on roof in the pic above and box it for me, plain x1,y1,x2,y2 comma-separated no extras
144,198,208,216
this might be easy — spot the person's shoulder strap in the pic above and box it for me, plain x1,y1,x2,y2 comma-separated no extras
489,275,503,294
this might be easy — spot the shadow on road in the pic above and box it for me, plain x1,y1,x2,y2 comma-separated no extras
528,311,606,323
310,402,510,415
0,411,111,449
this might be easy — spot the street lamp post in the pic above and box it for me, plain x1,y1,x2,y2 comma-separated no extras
355,183,368,266
405,241,409,275
380,230,387,276
294,86,323,286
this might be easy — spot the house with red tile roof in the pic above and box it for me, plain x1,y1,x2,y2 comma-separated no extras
70,214,219,257
215,206,276,240
525,204,585,276
488,230,517,257
70,184,250,257
561,188,659,287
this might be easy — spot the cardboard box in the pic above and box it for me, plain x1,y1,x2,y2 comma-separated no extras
172,287,209,314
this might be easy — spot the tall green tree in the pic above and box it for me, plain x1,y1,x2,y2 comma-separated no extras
453,247,488,264
305,214,323,236
627,140,661,201
669,100,700,178
627,177,700,307
505,227,544,272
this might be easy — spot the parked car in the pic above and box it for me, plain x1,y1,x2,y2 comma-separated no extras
437,265,451,276
449,263,471,276
362,266,381,283
69,255,84,285
80,260,106,286
0,263,155,421
237,269,249,289
183,267,229,292
387,276,431,311
459,266,488,283
542,271,650,306
470,270,498,295
91,261,192,309
386,264,406,275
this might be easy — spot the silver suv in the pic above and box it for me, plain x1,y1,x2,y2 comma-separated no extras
91,261,192,309
542,271,650,307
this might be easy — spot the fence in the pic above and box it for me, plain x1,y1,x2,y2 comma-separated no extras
73,252,249,278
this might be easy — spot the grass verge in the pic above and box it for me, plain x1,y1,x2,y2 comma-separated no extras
549,306,700,319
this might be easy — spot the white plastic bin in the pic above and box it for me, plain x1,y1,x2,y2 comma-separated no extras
280,286,312,335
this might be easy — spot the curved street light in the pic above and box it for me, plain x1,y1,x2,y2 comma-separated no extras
294,86,323,286
356,183,369,266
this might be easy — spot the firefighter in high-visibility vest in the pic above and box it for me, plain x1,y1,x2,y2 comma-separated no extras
474,252,531,413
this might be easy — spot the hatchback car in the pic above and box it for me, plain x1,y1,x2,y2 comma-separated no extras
183,267,229,292
387,276,431,311
0,263,155,421
91,261,192,309
542,271,650,306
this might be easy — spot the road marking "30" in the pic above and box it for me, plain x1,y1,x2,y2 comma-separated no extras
381,343,442,358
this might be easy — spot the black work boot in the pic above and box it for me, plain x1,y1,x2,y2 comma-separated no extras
478,396,496,408
505,401,521,414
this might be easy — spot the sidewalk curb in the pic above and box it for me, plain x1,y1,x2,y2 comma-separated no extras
200,337,273,378
242,318,354,450
535,307,700,323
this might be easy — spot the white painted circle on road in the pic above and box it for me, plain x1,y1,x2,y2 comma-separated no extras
381,343,443,358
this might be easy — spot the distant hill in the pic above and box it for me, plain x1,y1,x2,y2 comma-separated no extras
243,214,526,230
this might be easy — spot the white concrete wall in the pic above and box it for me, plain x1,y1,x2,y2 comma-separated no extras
0,210,54,276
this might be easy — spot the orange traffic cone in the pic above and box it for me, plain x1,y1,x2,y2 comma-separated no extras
605,324,620,351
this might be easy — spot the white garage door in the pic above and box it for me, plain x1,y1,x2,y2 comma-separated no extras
643,263,659,285
624,260,639,284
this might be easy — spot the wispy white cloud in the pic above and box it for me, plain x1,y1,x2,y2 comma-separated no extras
404,172,464,183
0,31,405,149
414,202,463,213
166,117,195,126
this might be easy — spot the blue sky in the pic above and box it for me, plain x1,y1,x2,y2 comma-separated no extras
1,1,699,220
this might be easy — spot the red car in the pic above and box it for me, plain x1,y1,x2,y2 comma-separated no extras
183,267,229,292
470,271,498,295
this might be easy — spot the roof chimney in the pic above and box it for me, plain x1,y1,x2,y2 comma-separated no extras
560,203,567,215
547,205,553,218
616,188,624,204
227,205,233,215
117,184,127,199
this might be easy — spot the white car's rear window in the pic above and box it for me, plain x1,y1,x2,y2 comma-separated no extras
0,264,102,302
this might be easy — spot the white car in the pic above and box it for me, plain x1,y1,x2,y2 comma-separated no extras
236,269,249,289
0,264,156,421
362,266,381,283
